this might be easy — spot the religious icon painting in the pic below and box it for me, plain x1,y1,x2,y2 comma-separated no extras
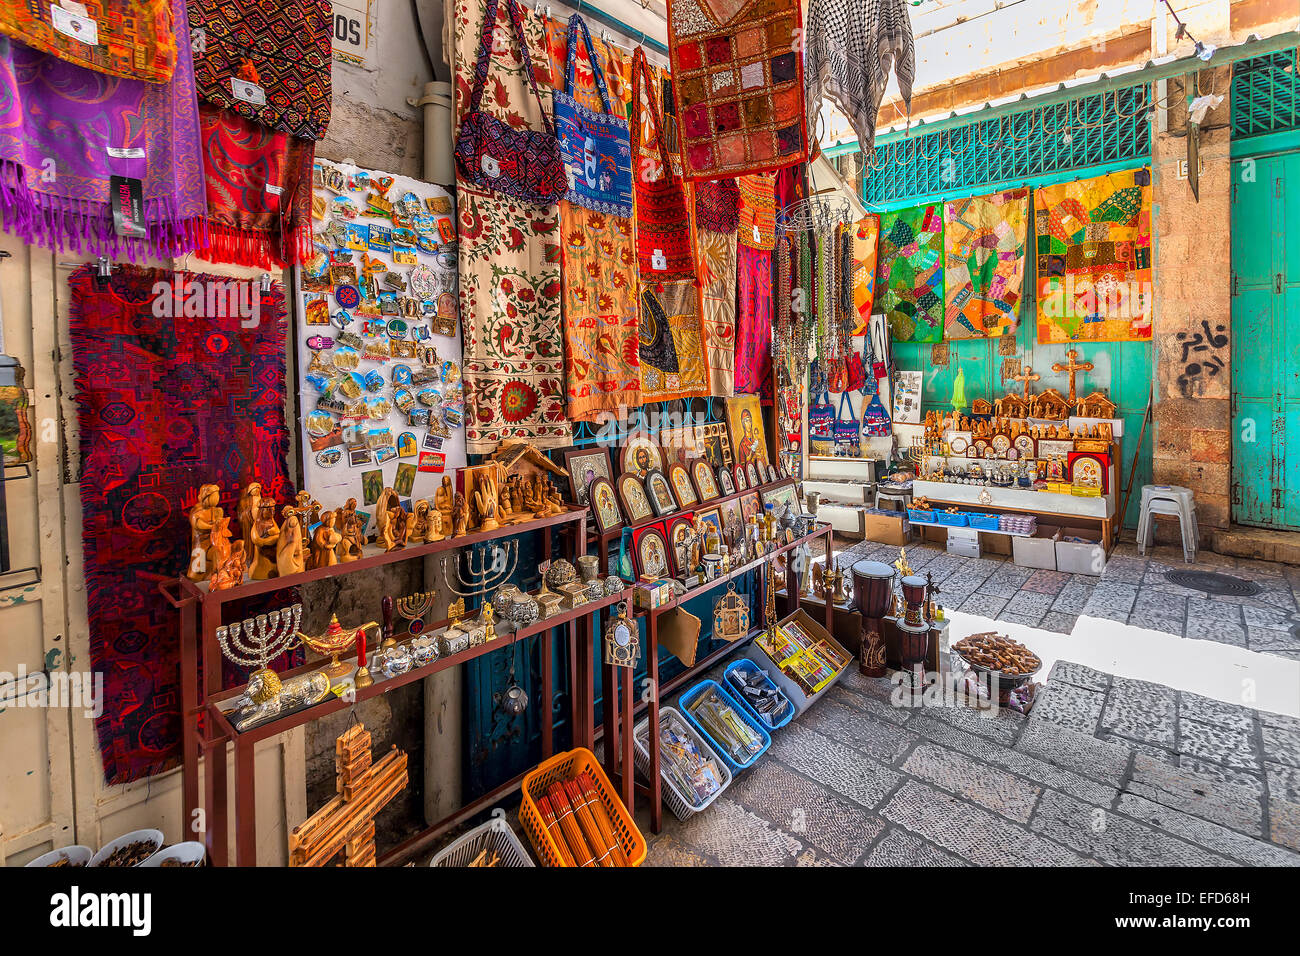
739,491,761,525
562,446,614,506
733,463,748,491
632,522,671,580
716,466,735,497
588,477,624,535
621,431,663,478
692,460,720,501
760,481,798,514
695,506,723,541
618,472,654,525
746,463,760,487
645,468,678,517
719,498,745,551
665,513,697,579
725,394,770,470
669,463,698,508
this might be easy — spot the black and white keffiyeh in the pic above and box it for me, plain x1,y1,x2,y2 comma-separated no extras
805,0,915,155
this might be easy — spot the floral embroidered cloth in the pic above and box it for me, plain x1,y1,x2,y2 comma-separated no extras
876,202,943,343
1035,169,1153,343
943,188,1028,339
667,0,809,181
0,0,176,82
188,0,332,140
455,0,570,451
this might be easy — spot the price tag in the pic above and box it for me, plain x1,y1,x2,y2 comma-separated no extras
752,224,762,244
106,146,145,159
651,248,667,271
109,175,147,239
51,4,97,45
230,77,266,106
264,184,283,196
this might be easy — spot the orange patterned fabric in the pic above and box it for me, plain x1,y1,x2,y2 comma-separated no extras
0,0,176,82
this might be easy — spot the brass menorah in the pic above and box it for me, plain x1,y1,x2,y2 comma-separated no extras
216,604,303,703
440,540,518,598
396,589,437,634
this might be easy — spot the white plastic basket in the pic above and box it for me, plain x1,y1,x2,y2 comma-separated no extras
429,815,535,867
632,706,732,821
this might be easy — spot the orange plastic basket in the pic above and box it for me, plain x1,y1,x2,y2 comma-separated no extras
519,747,647,867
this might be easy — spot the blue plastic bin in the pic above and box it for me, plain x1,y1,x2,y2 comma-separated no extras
934,511,969,527
678,679,771,774
907,508,937,524
967,512,1000,531
722,658,794,731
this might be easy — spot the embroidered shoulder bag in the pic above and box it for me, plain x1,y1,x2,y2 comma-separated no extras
808,384,834,443
833,392,860,446
455,0,566,204
631,47,693,278
553,15,632,216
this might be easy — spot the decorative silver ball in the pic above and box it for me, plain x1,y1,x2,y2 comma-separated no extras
603,576,625,596
544,559,578,590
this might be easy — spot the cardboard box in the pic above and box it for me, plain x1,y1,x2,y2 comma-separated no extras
1055,526,1107,575
946,526,980,558
863,511,909,546
634,577,673,610
981,531,1013,556
751,609,852,714
1012,525,1060,570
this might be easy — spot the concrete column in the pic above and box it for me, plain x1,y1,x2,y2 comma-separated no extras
1151,69,1234,541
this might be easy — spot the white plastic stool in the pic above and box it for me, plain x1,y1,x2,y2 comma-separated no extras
1137,484,1198,562
875,488,912,513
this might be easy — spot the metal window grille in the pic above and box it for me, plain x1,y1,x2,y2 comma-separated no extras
863,82,1153,206
1231,49,1300,138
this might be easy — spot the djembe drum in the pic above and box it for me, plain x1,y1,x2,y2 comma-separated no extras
852,560,894,678
897,575,931,691
900,575,927,626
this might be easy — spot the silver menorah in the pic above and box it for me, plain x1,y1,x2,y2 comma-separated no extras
440,540,518,598
216,604,303,671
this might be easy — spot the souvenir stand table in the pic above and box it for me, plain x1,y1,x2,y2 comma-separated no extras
910,477,1119,549
160,505,628,867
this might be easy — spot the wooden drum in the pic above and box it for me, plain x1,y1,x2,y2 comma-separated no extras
852,560,894,678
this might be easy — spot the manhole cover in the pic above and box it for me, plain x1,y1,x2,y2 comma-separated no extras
1164,570,1262,596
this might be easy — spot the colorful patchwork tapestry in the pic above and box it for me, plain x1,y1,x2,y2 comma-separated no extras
696,227,738,397
0,0,177,82
198,103,314,268
455,0,571,451
875,202,943,343
850,215,879,334
1035,169,1153,343
943,188,1028,339
68,264,293,784
541,19,641,421
667,0,809,181
188,0,333,140
0,0,206,260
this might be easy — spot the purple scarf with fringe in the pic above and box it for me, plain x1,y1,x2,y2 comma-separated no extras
0,0,205,260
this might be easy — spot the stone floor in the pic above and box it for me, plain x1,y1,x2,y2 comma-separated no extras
817,537,1300,660
639,661,1300,866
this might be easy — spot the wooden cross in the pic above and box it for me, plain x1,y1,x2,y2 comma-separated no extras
289,723,407,867
1051,349,1094,407
1012,366,1041,401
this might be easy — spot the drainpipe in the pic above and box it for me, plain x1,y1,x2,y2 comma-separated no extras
415,81,455,186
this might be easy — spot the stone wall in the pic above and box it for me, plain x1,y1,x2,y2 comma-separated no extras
1151,69,1234,540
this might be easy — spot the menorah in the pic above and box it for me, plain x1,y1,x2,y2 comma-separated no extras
440,540,518,599
216,604,304,703
396,589,437,634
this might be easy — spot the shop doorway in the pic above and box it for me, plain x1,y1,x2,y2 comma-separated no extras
1230,149,1300,530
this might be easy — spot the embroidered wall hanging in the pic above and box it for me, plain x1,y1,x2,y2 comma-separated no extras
696,227,738,398
0,0,177,82
198,103,314,268
943,187,1028,339
666,0,809,180
851,215,879,334
1035,168,1153,343
0,0,206,260
736,171,776,250
188,0,332,140
541,17,642,420
735,245,772,393
454,0,571,451
876,202,944,344
68,264,294,784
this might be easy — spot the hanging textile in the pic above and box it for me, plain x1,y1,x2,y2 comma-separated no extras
543,16,640,421
198,104,314,268
455,0,570,451
1035,168,1153,343
735,245,773,394
188,0,333,140
666,0,809,180
68,264,293,784
851,215,879,334
696,227,738,398
0,0,205,260
804,0,914,156
632,48,707,404
943,187,1028,339
0,0,177,82
876,202,944,343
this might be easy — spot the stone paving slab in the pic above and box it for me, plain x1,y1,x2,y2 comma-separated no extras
1126,754,1265,837
767,723,902,809
1116,793,1300,867
859,827,970,866
901,743,1042,823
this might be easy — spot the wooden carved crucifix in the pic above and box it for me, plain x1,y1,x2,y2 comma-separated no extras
1051,349,1094,407
1012,366,1041,401
289,723,407,867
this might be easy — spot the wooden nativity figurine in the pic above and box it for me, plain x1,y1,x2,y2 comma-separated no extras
249,500,281,580
237,481,262,561
312,510,342,568
277,505,306,576
187,483,225,583
209,540,247,591
451,492,468,537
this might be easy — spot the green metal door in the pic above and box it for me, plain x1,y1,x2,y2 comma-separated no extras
1231,150,1300,530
